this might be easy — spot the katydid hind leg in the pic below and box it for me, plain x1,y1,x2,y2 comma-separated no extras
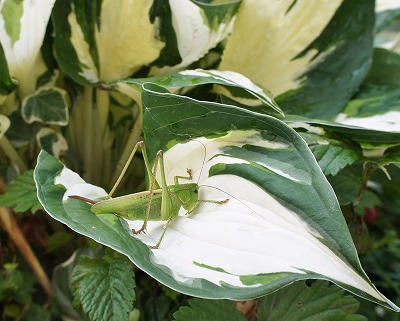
109,141,161,198
132,150,163,235
149,217,173,249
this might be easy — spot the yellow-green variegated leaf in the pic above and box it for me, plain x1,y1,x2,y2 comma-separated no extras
53,0,165,85
150,0,240,75
219,0,375,119
0,0,55,98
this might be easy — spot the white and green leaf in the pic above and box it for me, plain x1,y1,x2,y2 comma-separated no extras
113,69,282,115
22,88,69,125
298,132,364,176
0,0,56,97
52,0,165,85
0,114,10,139
36,128,68,157
219,0,375,119
150,0,240,74
34,83,400,311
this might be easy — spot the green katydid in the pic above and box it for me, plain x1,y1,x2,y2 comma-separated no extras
69,141,229,248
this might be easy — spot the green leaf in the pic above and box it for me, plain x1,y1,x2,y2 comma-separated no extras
0,42,17,96
376,6,400,32
173,299,246,321
21,303,51,321
220,0,374,119
22,88,69,125
328,168,380,214
365,48,400,86
0,170,42,213
0,0,24,46
258,281,367,321
34,83,400,311
71,256,135,321
299,132,364,176
52,249,91,321
382,145,400,168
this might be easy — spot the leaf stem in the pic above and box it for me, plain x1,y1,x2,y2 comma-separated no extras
0,136,27,173
0,207,53,298
353,161,376,207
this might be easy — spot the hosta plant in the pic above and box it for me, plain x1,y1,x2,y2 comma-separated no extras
1,0,400,320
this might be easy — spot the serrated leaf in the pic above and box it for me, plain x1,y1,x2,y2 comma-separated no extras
173,299,246,321
0,170,42,213
72,257,135,321
22,88,69,125
258,281,367,321
34,83,399,312
299,132,364,176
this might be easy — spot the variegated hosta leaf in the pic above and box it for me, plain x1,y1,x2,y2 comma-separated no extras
219,0,375,119
113,69,282,115
53,0,165,85
36,128,68,157
0,114,10,139
298,132,364,176
150,0,240,75
375,0,400,53
287,48,400,148
0,42,17,97
285,114,400,148
22,88,69,125
34,83,400,311
0,0,55,98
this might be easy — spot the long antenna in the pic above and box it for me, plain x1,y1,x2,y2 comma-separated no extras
199,183,259,217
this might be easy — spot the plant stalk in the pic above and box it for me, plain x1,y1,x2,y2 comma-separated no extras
0,207,53,298
0,136,27,173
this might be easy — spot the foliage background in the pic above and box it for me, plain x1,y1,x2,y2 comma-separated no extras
0,0,400,320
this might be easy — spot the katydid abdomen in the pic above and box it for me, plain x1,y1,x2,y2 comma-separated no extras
91,190,170,221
